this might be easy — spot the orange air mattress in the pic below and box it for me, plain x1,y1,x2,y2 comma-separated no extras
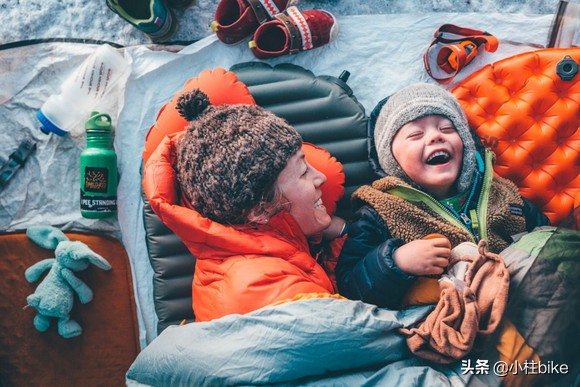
453,48,580,226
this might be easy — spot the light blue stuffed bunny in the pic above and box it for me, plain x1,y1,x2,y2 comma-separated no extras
24,225,112,338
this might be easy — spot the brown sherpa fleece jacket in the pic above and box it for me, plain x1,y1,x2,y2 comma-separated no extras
352,175,526,253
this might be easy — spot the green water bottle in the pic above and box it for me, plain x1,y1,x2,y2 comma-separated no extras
80,112,117,218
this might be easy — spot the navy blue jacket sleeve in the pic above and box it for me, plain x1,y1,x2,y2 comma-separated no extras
335,206,416,308
522,197,551,231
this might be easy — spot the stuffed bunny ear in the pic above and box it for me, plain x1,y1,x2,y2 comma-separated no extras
26,225,69,250
86,250,112,271
65,241,112,270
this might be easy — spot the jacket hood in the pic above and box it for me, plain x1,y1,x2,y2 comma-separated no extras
142,132,310,260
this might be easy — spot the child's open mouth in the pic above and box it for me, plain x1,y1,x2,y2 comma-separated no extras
426,150,451,165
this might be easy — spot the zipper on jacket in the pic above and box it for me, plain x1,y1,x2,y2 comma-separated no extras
387,149,495,243
475,149,494,242
446,169,480,238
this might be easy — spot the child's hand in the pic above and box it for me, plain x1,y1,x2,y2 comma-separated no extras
393,236,451,276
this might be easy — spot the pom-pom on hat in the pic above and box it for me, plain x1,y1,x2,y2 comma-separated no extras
175,89,302,224
374,83,477,194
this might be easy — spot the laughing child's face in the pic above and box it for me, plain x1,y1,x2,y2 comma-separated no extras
391,115,464,200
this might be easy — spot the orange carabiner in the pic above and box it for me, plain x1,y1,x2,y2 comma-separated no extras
448,41,478,71
439,41,479,74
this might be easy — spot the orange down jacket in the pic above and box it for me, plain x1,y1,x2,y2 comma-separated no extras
143,132,336,322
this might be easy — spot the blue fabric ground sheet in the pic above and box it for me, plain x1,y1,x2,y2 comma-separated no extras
126,298,469,386
126,227,580,386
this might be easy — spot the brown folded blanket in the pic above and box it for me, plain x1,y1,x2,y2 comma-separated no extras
400,240,509,363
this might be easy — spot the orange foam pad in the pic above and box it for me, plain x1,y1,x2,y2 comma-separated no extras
0,232,139,386
142,68,256,163
453,48,580,225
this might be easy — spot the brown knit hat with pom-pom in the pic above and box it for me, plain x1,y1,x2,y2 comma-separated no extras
175,89,302,224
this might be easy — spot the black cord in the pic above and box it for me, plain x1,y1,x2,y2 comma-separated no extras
0,38,125,51
0,38,199,52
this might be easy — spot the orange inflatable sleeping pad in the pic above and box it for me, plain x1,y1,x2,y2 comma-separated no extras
142,68,256,163
453,48,580,226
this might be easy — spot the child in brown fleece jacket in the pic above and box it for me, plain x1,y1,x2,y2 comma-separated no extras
336,83,550,308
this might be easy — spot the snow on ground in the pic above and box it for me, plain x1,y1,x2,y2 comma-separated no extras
1,0,563,47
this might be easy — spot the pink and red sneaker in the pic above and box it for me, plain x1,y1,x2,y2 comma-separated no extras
248,6,338,59
211,0,290,45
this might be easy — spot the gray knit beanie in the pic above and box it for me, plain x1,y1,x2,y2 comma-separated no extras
374,83,477,194
175,89,302,224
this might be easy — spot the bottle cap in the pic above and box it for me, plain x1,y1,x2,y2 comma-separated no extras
85,112,112,131
36,109,68,136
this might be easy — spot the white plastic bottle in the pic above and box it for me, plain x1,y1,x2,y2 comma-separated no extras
36,44,129,137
